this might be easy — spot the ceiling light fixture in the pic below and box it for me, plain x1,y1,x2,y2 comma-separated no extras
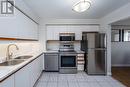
73,0,91,13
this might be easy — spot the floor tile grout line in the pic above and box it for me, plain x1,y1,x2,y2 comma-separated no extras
46,74,50,87
35,72,126,87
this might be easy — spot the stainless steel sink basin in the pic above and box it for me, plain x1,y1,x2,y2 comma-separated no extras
15,56,33,59
0,59,24,66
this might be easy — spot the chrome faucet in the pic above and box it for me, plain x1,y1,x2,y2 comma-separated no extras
6,44,19,61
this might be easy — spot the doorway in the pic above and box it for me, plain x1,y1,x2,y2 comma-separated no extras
111,18,130,87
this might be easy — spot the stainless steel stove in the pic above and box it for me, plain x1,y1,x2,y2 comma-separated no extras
59,33,77,74
59,50,77,74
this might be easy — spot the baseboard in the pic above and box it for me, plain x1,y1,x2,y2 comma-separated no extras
112,64,130,67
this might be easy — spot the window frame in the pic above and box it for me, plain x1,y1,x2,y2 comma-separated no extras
111,29,121,42
122,29,130,42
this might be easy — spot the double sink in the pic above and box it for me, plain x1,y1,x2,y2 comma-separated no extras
0,56,33,66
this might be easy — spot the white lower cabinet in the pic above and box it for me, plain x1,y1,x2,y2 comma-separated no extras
30,59,37,87
30,54,43,87
0,75,14,87
15,64,30,87
0,54,43,87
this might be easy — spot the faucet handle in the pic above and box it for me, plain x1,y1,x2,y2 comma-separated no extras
9,53,13,58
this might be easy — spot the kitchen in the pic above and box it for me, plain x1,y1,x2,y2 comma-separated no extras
44,25,106,75
0,0,130,87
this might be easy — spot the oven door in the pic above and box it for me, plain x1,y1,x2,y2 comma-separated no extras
59,54,77,68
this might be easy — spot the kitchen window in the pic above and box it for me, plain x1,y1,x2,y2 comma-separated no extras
122,29,130,41
111,29,121,42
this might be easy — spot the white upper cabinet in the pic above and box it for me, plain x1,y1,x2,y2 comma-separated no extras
81,25,99,32
0,7,38,40
47,25,67,40
68,25,82,40
46,26,56,40
16,8,38,39
55,25,67,40
46,25,99,40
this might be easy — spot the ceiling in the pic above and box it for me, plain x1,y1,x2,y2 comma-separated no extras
112,18,130,25
23,0,130,20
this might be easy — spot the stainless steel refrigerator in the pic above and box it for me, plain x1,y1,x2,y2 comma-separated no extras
81,32,106,75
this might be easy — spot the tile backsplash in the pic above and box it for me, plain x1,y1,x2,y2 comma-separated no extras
0,41,42,62
46,41,81,51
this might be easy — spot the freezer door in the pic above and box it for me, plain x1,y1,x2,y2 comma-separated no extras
87,33,106,48
87,33,97,48
87,48,106,75
95,34,106,48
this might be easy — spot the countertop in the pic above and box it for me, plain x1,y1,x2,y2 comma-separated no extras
0,52,43,82
76,50,85,53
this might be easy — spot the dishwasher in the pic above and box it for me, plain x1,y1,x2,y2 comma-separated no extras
44,53,59,71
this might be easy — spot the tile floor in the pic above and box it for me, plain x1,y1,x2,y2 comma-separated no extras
35,72,126,87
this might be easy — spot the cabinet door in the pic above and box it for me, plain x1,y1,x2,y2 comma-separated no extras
46,25,67,40
81,25,99,32
54,25,68,40
0,7,38,40
30,55,43,87
67,25,75,33
45,53,59,71
15,65,30,87
58,25,67,33
0,9,19,38
68,25,82,40
0,75,14,87
30,58,37,87
34,57,41,81
46,26,55,40
15,8,38,39
53,27,59,40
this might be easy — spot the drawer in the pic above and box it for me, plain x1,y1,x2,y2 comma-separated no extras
77,61,85,65
77,57,84,60
77,54,84,57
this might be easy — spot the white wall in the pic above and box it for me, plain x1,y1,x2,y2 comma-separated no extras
100,2,130,75
111,25,130,67
112,42,130,67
